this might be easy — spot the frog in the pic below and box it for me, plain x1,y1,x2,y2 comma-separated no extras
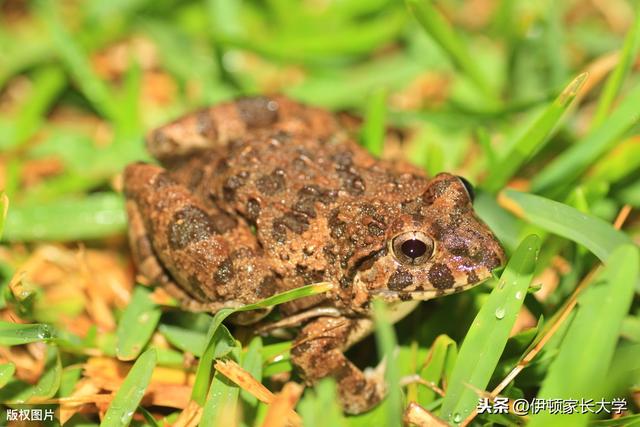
123,95,505,414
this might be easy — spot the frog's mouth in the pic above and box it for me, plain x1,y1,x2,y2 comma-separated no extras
372,286,466,302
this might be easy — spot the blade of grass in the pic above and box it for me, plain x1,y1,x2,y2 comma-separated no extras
482,73,587,193
158,324,206,357
417,335,456,407
116,286,161,361
38,0,119,122
528,245,639,427
0,363,15,388
100,348,157,427
200,372,241,427
531,79,640,193
1,66,66,150
2,192,126,242
240,337,263,407
373,299,402,427
0,321,55,346
406,0,493,98
360,87,387,157
501,190,632,261
591,10,640,129
192,282,333,404
298,379,347,427
440,234,540,424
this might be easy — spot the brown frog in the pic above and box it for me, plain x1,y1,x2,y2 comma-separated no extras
123,96,505,414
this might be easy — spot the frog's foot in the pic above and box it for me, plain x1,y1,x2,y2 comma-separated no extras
123,162,281,309
291,316,385,414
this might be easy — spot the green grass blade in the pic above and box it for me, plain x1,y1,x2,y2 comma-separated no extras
191,282,333,404
2,192,126,242
591,10,640,129
38,0,119,122
100,348,157,427
440,234,540,424
483,73,587,193
2,66,66,150
528,245,639,427
417,335,457,407
298,379,347,427
158,324,206,357
531,80,640,193
372,299,402,427
0,321,56,346
200,372,241,427
116,287,161,361
502,189,631,261
0,363,16,388
406,0,492,97
240,337,263,406
360,87,387,157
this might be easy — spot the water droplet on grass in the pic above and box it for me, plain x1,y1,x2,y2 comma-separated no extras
495,307,505,319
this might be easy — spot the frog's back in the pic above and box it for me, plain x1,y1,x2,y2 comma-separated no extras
160,96,430,293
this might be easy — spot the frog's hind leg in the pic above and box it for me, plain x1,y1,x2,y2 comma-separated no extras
123,162,281,311
291,316,385,414
145,96,340,166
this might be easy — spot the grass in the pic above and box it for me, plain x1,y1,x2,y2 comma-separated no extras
1,0,640,426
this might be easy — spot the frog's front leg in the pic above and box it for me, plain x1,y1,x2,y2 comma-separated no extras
123,162,281,311
291,316,385,414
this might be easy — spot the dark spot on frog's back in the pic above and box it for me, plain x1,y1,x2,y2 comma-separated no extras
246,198,261,221
388,268,414,290
428,263,455,289
272,212,310,243
256,275,278,298
294,185,336,218
256,169,286,196
236,96,279,128
223,172,249,202
367,222,384,237
215,257,234,284
168,205,215,250
210,212,237,234
328,209,347,239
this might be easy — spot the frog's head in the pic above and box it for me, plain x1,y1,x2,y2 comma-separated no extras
353,173,505,303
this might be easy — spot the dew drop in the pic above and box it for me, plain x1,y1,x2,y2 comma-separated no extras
452,412,462,423
515,291,523,300
495,307,505,319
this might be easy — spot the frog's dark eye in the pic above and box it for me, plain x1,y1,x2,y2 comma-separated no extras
457,176,475,203
391,231,434,266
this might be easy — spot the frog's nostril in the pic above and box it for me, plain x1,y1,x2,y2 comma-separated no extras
401,239,427,259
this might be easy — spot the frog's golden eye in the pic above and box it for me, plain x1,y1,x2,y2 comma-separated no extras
391,231,435,266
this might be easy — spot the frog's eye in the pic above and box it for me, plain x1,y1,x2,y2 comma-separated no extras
456,176,475,203
391,231,435,266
